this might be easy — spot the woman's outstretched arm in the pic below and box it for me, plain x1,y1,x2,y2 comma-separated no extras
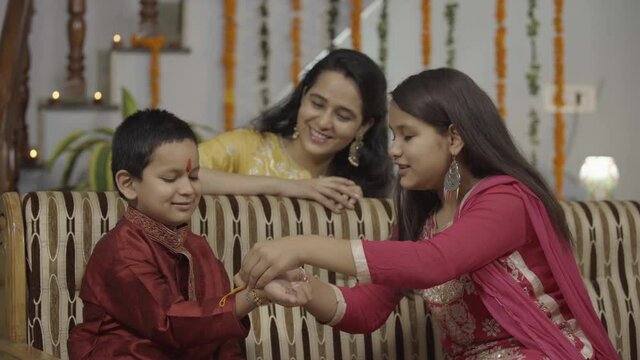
198,168,361,213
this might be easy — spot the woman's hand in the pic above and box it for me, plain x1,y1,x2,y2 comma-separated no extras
239,237,303,289
277,177,362,213
263,268,312,307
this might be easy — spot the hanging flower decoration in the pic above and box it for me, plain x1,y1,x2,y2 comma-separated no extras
553,0,565,197
526,0,541,166
223,0,237,131
422,0,431,68
258,0,270,110
377,0,389,71
327,0,339,50
351,0,362,51
444,1,458,68
495,0,507,120
130,35,166,108
291,0,302,86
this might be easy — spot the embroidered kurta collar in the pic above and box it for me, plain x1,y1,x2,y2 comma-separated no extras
124,206,197,301
124,206,189,252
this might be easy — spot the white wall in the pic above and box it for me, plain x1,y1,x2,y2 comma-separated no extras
19,0,640,199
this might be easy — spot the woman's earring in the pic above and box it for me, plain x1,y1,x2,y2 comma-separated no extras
348,133,364,167
443,155,461,200
291,126,299,140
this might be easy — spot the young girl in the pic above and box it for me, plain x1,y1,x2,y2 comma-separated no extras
239,69,619,359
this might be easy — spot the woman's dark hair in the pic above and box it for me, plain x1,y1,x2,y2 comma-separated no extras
112,109,197,195
391,68,571,243
251,48,393,197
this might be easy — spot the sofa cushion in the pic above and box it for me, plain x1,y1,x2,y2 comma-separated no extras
21,192,440,359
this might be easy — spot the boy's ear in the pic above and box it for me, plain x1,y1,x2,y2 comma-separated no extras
447,124,464,156
115,170,137,201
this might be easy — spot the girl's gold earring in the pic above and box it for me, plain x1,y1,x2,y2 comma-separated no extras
443,155,461,200
291,126,299,140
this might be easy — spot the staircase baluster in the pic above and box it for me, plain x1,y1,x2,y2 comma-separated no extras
139,0,159,36
64,0,86,99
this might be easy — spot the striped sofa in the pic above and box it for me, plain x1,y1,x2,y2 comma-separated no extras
0,192,638,359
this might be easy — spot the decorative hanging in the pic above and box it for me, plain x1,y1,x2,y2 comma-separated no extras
222,0,237,131
526,0,541,166
351,0,362,50
553,0,565,197
291,0,302,86
422,0,431,68
495,0,506,120
444,1,458,68
130,35,166,108
377,0,389,71
327,0,339,50
258,0,270,110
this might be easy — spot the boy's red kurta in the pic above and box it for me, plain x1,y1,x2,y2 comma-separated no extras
68,207,248,359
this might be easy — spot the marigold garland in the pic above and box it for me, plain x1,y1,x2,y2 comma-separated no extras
327,0,339,50
130,35,166,108
422,0,431,68
258,0,270,110
351,0,362,51
377,0,389,71
223,0,237,131
553,0,565,197
291,0,302,86
444,1,458,68
495,0,506,120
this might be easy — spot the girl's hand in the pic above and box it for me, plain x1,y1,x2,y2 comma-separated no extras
278,177,362,213
240,237,303,289
263,268,312,307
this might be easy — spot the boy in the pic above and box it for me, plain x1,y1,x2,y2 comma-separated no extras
68,109,310,359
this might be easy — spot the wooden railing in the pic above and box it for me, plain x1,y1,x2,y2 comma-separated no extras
0,0,162,195
0,0,33,195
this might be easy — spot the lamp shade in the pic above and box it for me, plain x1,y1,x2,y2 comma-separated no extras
579,156,619,200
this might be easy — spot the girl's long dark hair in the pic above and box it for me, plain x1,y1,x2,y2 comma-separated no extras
392,68,572,243
252,49,393,197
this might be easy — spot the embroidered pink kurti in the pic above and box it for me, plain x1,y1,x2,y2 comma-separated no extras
332,176,617,359
68,207,249,359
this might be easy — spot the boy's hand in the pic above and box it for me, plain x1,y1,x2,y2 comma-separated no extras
263,268,312,307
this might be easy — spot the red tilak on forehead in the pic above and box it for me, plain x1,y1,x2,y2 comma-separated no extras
185,158,192,173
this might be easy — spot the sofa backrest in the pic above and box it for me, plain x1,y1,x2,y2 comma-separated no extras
5,192,441,359
1,192,638,359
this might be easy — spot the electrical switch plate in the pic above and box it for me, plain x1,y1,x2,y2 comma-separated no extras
543,84,596,114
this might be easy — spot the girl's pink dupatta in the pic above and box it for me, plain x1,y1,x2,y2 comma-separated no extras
460,176,619,359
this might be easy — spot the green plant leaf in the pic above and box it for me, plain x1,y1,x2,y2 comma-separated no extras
46,130,87,170
59,138,107,188
121,88,139,119
94,127,116,137
89,142,112,191
105,151,114,191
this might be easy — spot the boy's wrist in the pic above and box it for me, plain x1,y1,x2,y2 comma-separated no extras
246,288,270,307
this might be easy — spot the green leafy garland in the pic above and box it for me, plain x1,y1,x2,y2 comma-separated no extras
327,0,339,50
377,0,389,72
526,0,541,165
444,1,458,68
258,0,270,110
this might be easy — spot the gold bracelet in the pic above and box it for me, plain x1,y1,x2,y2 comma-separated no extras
246,288,270,307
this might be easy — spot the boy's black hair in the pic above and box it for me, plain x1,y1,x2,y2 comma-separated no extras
111,109,197,193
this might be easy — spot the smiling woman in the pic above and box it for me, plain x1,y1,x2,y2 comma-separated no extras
198,49,393,212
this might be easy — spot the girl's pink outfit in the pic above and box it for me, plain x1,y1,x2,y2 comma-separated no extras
332,176,618,359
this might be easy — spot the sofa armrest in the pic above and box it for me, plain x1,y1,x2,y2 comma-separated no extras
0,192,27,343
0,339,60,359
